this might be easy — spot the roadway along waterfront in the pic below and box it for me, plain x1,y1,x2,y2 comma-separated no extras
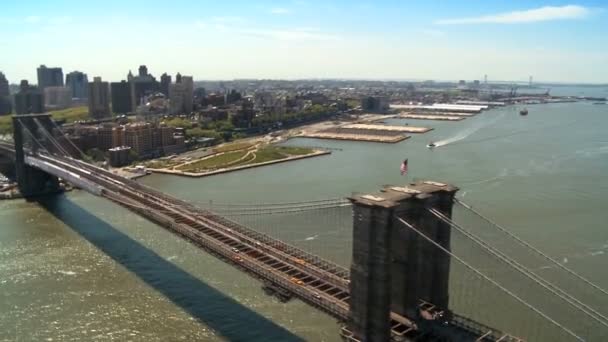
1,87,608,341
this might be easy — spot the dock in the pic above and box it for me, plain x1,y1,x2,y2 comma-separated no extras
411,111,476,117
342,123,432,134
391,104,486,113
301,127,409,143
398,114,465,121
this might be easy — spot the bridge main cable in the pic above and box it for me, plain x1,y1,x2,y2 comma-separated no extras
455,198,608,298
394,216,585,342
430,207,608,328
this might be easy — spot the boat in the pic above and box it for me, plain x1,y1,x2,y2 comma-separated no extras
520,108,528,116
593,102,606,105
427,142,436,148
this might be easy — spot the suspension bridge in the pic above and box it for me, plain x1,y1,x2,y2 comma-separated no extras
0,113,607,341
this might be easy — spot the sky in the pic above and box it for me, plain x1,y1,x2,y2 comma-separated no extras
1,1,607,84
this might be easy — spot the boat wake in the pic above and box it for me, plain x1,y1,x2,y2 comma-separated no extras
433,113,504,147
304,234,319,241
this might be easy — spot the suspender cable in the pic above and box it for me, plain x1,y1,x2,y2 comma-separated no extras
47,118,87,159
455,198,608,298
430,208,608,328
32,118,72,157
394,216,584,342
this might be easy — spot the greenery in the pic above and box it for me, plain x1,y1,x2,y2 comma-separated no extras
176,150,249,172
163,117,194,130
213,142,255,153
145,159,183,169
0,106,90,135
174,144,314,173
253,146,313,163
85,148,106,162
0,116,11,135
251,104,335,128
49,106,90,123
186,127,222,140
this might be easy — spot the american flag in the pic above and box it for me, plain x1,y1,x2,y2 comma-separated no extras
400,159,408,176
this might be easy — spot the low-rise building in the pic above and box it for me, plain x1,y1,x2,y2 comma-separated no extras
108,146,131,167
361,96,389,112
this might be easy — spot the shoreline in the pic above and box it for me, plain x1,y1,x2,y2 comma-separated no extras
148,150,331,178
299,132,409,143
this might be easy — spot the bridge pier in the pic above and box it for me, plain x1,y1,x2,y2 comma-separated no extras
346,181,458,341
12,114,60,198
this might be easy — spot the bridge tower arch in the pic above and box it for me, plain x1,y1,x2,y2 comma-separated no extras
12,114,60,198
346,181,459,341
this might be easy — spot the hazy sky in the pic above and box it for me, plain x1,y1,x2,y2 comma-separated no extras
1,1,607,84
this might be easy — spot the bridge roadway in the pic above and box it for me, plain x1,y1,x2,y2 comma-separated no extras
0,140,516,341
30,153,427,340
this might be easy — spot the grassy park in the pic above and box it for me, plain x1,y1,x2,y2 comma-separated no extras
146,140,318,174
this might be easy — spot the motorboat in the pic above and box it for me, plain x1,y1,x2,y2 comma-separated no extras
427,142,436,148
520,108,528,116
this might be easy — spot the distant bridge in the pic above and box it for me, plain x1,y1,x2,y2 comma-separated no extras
1,114,607,341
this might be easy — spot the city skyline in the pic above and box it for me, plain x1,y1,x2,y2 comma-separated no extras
1,1,607,84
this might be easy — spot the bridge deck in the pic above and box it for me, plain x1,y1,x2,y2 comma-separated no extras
0,145,515,341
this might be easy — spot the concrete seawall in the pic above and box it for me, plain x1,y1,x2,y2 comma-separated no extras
149,150,331,178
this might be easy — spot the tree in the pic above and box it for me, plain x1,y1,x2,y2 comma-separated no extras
85,148,106,162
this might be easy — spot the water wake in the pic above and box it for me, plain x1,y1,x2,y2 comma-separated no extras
434,113,504,147
444,118,579,148
304,234,319,241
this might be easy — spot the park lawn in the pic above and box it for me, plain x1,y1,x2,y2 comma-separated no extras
213,141,255,153
0,116,11,135
177,150,249,172
250,146,314,164
230,153,257,168
49,106,90,123
145,159,184,169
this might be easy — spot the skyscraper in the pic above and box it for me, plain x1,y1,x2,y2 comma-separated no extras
65,71,89,99
37,65,64,89
138,65,148,77
0,72,10,115
111,81,132,114
160,73,171,96
0,72,9,97
129,65,158,110
14,80,44,114
169,74,193,115
88,77,110,119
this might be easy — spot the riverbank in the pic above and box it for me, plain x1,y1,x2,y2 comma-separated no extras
149,150,331,177
143,139,328,178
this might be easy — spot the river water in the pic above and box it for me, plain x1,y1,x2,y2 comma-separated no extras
1,86,607,341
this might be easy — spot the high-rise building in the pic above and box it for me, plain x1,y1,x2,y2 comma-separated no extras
44,86,72,110
0,97,12,115
0,72,10,115
138,65,148,77
129,65,158,110
160,73,171,96
65,71,89,99
14,80,44,114
37,65,64,89
88,77,110,119
111,81,132,114
169,74,193,115
0,72,9,97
